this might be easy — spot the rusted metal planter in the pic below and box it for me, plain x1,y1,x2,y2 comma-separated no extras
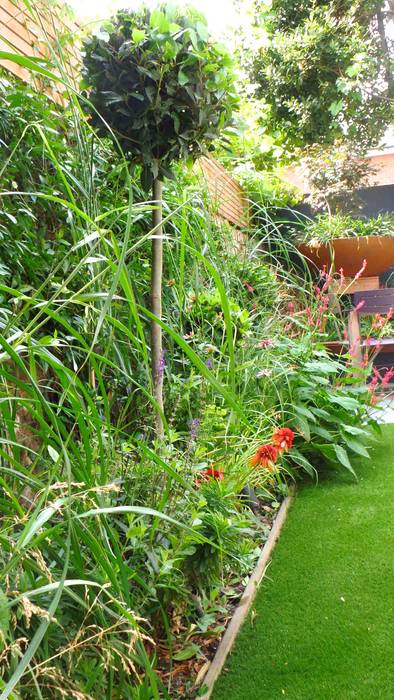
298,236,394,277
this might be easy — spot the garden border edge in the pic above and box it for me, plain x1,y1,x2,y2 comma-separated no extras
197,489,294,700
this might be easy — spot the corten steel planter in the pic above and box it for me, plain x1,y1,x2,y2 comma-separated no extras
298,236,394,277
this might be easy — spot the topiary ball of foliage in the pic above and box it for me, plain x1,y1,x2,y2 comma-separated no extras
82,5,238,189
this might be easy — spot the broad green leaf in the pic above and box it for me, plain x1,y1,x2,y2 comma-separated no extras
290,448,316,477
334,445,357,478
327,395,359,410
294,414,310,441
150,9,170,32
328,100,343,116
173,643,201,661
294,404,316,422
344,439,370,458
342,425,368,437
132,28,146,44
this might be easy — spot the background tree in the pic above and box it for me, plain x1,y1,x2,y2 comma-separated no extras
251,0,393,153
82,5,237,436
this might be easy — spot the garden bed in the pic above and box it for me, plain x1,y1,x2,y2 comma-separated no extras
155,494,292,699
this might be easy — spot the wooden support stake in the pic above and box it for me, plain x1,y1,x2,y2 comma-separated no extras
348,309,362,368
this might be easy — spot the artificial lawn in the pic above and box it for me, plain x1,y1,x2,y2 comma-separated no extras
211,425,394,700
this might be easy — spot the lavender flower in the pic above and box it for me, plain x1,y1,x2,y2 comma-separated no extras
189,418,201,440
157,349,166,379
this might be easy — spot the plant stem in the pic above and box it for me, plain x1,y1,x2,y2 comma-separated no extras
151,177,164,438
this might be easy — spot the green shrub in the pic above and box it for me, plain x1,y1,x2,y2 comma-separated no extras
298,213,394,246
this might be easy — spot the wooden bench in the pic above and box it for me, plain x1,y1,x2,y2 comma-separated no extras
349,288,394,366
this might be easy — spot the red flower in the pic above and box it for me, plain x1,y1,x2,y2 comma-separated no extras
272,427,294,452
250,444,278,470
204,466,224,481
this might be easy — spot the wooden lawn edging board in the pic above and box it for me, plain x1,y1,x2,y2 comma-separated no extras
197,490,294,700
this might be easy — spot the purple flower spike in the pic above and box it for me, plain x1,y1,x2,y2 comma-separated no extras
189,418,201,440
157,349,166,378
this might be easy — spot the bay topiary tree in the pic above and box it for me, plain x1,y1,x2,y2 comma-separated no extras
82,5,237,437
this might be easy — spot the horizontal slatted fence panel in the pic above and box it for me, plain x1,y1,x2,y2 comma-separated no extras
199,156,249,228
353,289,394,314
0,0,80,102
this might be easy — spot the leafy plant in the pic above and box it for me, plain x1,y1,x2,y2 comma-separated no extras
297,212,394,246
82,5,238,436
250,0,392,152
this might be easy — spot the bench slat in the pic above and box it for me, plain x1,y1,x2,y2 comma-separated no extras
353,289,394,314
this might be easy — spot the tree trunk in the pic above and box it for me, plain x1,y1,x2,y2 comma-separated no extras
376,6,394,98
151,178,164,438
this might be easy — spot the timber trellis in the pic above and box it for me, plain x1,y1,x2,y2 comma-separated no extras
0,0,250,229
0,0,80,103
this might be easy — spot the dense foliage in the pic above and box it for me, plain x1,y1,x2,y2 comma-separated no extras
251,0,392,152
297,212,394,245
82,5,238,188
0,2,385,698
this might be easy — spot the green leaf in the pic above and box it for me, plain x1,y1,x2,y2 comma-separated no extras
294,415,310,441
346,64,360,77
304,360,338,374
328,100,343,117
342,425,368,437
290,448,316,477
0,588,10,645
173,643,201,661
334,445,357,478
132,28,146,44
344,439,370,458
294,404,316,422
178,69,189,86
150,9,170,33
312,425,334,442
48,445,60,463
327,395,359,411
196,21,208,41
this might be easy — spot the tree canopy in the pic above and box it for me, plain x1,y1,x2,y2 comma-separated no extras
251,0,393,152
82,5,238,189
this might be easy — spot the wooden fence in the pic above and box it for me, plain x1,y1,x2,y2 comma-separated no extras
0,0,80,102
199,157,249,229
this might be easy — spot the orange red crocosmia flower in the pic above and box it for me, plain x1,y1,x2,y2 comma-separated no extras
272,427,294,452
195,466,224,486
205,467,224,480
250,444,278,469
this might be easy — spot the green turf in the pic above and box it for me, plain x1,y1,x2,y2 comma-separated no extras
211,425,394,700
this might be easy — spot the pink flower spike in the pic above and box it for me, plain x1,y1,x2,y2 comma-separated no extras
372,366,381,378
382,368,394,387
354,259,367,281
354,300,365,312
339,268,345,287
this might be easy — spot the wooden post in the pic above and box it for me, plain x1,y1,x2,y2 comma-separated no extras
151,178,164,438
348,309,362,368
